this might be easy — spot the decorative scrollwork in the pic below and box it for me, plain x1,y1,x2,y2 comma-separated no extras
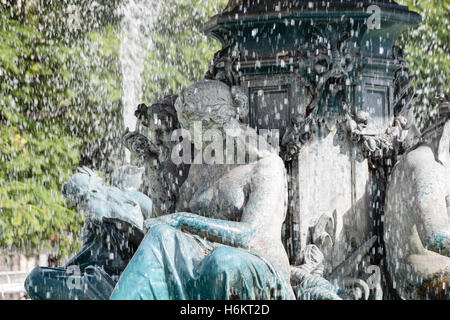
280,32,362,161
290,244,342,300
297,31,359,87
205,43,240,87
290,214,378,300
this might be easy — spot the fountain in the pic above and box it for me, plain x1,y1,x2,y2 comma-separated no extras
24,0,450,300
118,0,160,161
202,0,431,299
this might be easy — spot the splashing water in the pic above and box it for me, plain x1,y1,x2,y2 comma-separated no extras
118,0,160,161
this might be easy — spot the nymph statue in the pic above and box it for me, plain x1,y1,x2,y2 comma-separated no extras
25,166,151,300
384,95,450,299
110,79,295,299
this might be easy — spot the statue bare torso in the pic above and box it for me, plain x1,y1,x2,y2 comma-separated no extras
175,155,291,279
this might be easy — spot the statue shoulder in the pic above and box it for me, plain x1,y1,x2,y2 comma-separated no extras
390,144,445,186
404,145,436,168
253,154,286,179
389,145,434,185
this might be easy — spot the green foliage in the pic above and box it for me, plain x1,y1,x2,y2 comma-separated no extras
72,25,124,173
0,123,83,256
0,0,445,260
0,9,83,257
0,0,229,259
397,0,449,129
141,0,228,103
0,2,123,258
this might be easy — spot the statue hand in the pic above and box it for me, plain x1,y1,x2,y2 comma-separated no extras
123,128,159,161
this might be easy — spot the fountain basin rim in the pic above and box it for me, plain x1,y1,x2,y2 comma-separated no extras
203,1,421,36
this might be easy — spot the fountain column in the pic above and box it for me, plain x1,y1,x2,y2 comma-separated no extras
203,0,421,281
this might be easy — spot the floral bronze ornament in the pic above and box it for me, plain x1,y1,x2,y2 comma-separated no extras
344,109,410,164
298,32,358,84
295,30,361,114
279,31,362,161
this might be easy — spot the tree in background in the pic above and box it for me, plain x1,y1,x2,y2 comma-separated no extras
0,0,124,258
397,0,449,129
0,0,446,260
0,0,229,259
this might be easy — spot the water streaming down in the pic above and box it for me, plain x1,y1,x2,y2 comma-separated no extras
0,0,448,301
118,0,160,162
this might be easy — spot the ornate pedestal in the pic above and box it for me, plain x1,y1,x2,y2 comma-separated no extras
203,0,421,285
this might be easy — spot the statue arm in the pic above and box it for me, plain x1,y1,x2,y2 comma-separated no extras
145,212,253,248
145,156,286,249
108,192,145,230
418,207,450,257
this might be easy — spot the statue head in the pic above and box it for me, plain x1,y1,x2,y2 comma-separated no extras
62,167,103,206
174,80,249,140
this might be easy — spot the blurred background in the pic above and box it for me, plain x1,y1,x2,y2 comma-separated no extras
0,0,447,299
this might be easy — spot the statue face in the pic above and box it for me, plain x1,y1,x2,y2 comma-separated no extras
62,170,144,227
175,80,238,142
